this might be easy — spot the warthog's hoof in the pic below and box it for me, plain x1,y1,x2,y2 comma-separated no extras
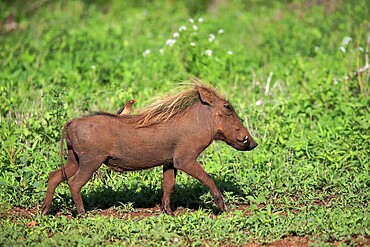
161,202,175,216
41,203,51,216
76,206,86,215
214,194,226,211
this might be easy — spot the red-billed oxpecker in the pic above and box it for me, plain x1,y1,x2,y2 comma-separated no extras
117,99,136,115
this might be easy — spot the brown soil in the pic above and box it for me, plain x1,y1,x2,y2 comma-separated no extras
263,236,310,247
237,236,310,247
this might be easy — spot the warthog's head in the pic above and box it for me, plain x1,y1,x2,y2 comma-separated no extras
198,86,258,151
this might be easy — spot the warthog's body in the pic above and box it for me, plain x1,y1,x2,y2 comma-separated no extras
41,80,257,215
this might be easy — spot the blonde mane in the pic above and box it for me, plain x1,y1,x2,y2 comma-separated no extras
133,79,223,128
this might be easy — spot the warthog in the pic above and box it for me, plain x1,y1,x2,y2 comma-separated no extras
41,80,258,215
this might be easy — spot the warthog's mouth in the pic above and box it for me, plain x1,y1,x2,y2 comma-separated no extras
236,135,258,151
236,135,249,144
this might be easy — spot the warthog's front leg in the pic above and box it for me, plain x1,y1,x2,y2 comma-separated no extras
174,158,226,212
161,164,177,216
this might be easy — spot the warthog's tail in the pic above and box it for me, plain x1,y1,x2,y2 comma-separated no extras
59,121,71,181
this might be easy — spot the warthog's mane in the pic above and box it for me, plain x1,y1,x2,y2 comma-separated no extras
133,79,224,128
93,79,224,128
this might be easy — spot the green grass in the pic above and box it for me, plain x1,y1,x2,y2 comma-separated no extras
0,0,369,246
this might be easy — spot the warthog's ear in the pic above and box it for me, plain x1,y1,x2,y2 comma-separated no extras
198,86,214,106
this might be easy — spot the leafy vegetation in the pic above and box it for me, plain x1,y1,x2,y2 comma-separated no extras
0,0,369,246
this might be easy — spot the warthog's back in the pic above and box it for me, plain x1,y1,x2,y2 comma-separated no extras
66,114,186,169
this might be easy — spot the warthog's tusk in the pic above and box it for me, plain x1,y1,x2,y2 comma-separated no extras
243,135,248,143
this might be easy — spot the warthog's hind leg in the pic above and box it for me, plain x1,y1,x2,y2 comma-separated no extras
41,150,78,215
68,155,104,215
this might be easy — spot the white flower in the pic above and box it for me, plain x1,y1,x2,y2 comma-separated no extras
256,99,262,106
189,18,194,23
340,36,352,54
190,42,196,47
208,33,215,42
192,25,198,31
159,49,164,55
91,65,96,70
227,50,233,55
179,26,187,32
165,39,176,46
198,17,204,22
204,49,213,56
173,32,179,38
217,29,224,34
142,49,151,57
341,36,352,47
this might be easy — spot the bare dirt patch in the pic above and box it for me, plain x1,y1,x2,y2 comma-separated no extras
264,236,310,247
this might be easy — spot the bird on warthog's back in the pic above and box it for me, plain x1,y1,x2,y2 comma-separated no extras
117,99,136,115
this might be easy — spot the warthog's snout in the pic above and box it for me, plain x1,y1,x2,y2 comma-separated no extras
244,136,258,150
248,140,258,150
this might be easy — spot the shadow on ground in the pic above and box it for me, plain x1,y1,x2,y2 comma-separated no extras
48,176,246,215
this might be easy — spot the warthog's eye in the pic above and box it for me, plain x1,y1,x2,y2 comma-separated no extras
223,103,234,114
224,104,233,110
